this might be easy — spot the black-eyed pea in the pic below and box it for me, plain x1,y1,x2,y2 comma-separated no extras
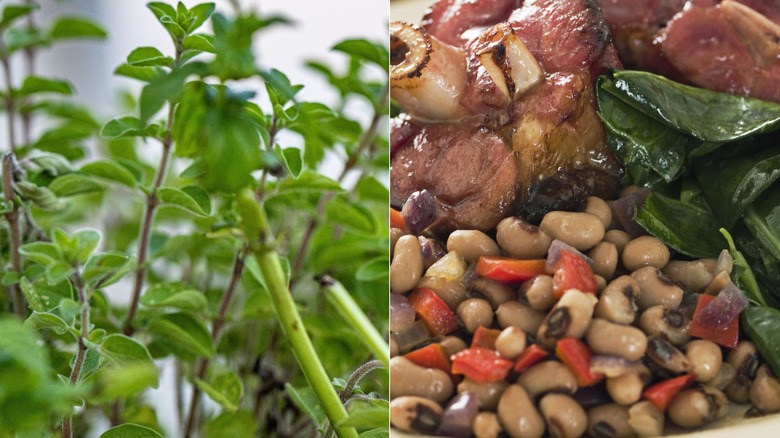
447,230,501,264
497,384,545,438
390,335,399,358
456,298,493,333
496,301,546,334
627,401,664,436
390,228,405,259
710,362,737,391
595,275,639,325
584,196,613,230
750,364,780,413
473,412,503,438
458,378,508,411
496,216,552,259
685,339,722,383
622,236,670,271
519,275,556,311
726,341,760,403
495,326,526,359
607,364,650,406
587,403,633,438
589,241,618,280
604,229,631,255
540,393,588,438
390,356,454,404
439,336,468,357
390,235,423,294
662,259,717,293
595,275,607,292
586,319,647,361
667,386,728,428
646,336,692,373
537,289,598,349
518,361,578,398
638,306,689,346
632,266,683,310
470,277,516,309
540,211,605,250
389,396,443,434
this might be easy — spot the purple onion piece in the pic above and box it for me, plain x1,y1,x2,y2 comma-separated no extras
395,320,431,353
419,235,446,269
546,239,594,270
435,392,478,437
612,188,651,237
402,190,439,235
590,355,633,378
390,293,416,334
695,281,749,329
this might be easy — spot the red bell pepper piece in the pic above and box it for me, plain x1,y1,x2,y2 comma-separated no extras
471,326,501,350
555,337,604,387
407,288,458,336
552,250,598,298
643,373,696,411
390,208,405,231
404,343,451,374
451,347,514,383
475,256,548,283
513,344,550,373
688,294,739,349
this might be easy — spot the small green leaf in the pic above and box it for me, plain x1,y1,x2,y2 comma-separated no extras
100,334,156,366
183,33,215,53
355,257,389,282
139,62,202,122
285,384,325,425
4,27,49,53
18,76,74,96
187,3,215,32
157,187,208,216
23,311,70,335
49,173,105,197
100,424,162,438
332,39,388,69
326,196,376,234
49,16,107,40
114,64,166,83
81,160,138,187
203,411,258,438
127,46,174,67
181,185,211,215
45,261,75,285
82,252,134,289
360,429,389,438
101,115,161,139
148,312,214,358
140,282,207,312
355,176,389,203
275,170,343,194
73,229,102,264
195,370,243,411
0,4,38,28
25,151,75,176
96,362,160,401
78,348,105,382
337,398,389,428
277,146,302,178
19,241,62,265
15,181,65,211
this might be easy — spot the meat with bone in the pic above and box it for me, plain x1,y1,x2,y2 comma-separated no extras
390,0,624,235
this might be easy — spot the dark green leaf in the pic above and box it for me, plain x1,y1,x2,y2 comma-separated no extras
100,424,162,438
326,195,376,234
183,33,215,53
18,76,74,96
634,192,725,258
49,173,105,197
338,398,389,428
148,312,213,359
96,362,159,401
187,3,215,32
285,384,325,425
81,160,138,187
277,146,302,178
127,46,173,67
261,68,303,106
203,411,258,438
140,282,207,312
355,176,389,203
23,311,70,335
194,369,243,411
274,170,343,194
181,185,211,215
332,39,388,69
0,4,38,28
147,2,185,40
139,62,202,122
720,227,765,306
355,257,389,282
743,306,780,377
157,187,209,216
114,64,166,83
100,334,156,367
101,115,161,139
49,16,106,39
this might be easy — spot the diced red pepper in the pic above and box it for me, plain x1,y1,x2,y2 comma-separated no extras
451,347,514,383
513,344,550,373
407,288,458,336
643,373,697,411
556,337,604,387
551,250,598,298
471,326,501,350
688,294,739,349
390,208,405,231
475,256,548,283
404,343,451,374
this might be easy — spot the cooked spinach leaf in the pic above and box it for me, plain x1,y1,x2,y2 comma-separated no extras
743,306,780,377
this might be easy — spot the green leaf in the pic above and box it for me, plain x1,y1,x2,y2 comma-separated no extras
261,68,303,106
139,62,201,122
187,3,216,32
148,312,214,359
82,252,134,289
100,424,162,438
23,311,70,335
78,348,105,382
4,27,49,53
114,64,166,83
355,176,389,203
81,160,138,188
100,334,156,367
49,16,107,40
127,46,174,67
275,170,343,194
45,260,75,284
19,241,62,265
195,369,243,411
96,362,160,401
277,146,302,178
157,187,209,216
49,173,105,197
183,33,216,53
355,257,389,282
0,4,38,28
326,195,376,234
72,229,101,264
17,76,74,96
203,411,258,438
285,383,325,425
360,429,390,438
332,39,388,69
25,150,75,176
15,180,64,211
101,115,161,139
140,282,207,312
147,2,184,41
337,398,389,428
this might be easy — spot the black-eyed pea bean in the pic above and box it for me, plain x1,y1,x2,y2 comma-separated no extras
447,230,501,264
595,275,639,325
662,259,717,293
540,394,588,438
471,277,516,309
540,211,605,250
498,384,545,438
584,196,613,230
638,306,690,346
627,401,664,436
496,301,546,334
646,336,692,374
495,326,526,359
587,403,633,438
457,298,493,333
622,236,670,271
595,275,607,292
750,364,780,413
473,412,503,438
390,235,424,294
518,361,578,398
390,356,454,404
586,319,647,361
537,289,598,349
418,276,468,310
390,335,399,358
519,275,556,311
389,396,443,434
726,341,760,403
667,386,728,428
458,378,508,411
604,229,631,256
496,216,552,259
589,241,618,280
439,336,468,357
631,266,683,310
685,339,722,383
390,228,405,259
710,362,737,391
607,364,650,406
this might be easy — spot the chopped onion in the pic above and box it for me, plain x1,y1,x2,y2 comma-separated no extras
546,239,594,270
419,235,446,269
435,392,478,438
425,251,467,282
391,293,416,334
402,190,439,235
612,188,651,237
695,281,748,329
394,320,431,354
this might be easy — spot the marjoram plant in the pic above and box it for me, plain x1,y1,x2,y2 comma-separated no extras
0,1,389,437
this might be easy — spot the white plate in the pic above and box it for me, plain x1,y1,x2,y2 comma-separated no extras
388,0,780,436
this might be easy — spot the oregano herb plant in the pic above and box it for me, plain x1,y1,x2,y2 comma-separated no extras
0,1,389,437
